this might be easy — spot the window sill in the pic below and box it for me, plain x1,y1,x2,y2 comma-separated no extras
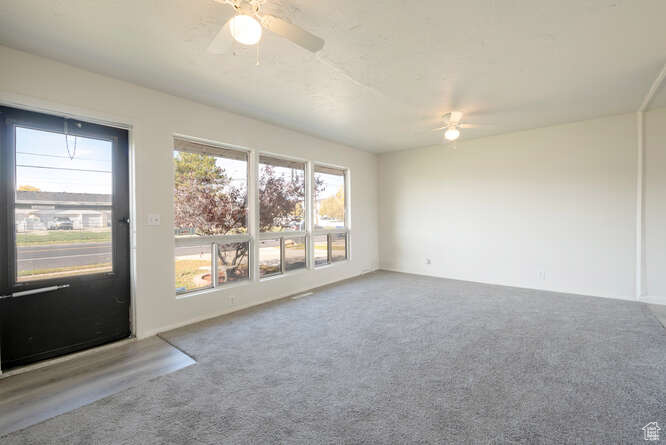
175,279,251,299
313,259,349,270
259,266,309,282
175,260,349,298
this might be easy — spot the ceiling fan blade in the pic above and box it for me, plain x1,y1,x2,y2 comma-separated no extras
260,14,324,52
459,123,479,129
431,126,447,131
442,111,464,124
207,18,234,54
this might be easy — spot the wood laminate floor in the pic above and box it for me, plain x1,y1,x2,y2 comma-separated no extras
0,336,195,437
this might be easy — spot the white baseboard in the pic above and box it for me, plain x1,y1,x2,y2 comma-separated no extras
639,295,666,306
140,267,379,339
378,266,641,304
139,297,278,339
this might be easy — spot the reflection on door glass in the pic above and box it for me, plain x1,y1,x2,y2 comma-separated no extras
15,127,113,281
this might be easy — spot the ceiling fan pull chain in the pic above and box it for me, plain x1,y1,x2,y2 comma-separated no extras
256,40,261,66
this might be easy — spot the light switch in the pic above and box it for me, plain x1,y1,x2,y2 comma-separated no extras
147,213,161,226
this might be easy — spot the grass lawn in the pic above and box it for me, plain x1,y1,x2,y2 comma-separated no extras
18,263,111,279
314,245,346,251
175,259,211,291
17,231,111,246
260,264,281,276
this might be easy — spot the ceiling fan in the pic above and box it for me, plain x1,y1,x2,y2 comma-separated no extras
208,0,325,54
432,111,480,142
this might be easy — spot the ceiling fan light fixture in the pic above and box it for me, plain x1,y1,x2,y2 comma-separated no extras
229,14,262,45
444,127,460,141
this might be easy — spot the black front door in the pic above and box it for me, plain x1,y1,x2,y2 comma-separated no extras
0,106,131,370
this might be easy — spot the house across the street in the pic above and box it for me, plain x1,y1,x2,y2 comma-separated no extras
14,190,112,232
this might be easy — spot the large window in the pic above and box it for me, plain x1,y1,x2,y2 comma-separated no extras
173,138,350,294
174,138,250,294
313,165,348,266
258,155,307,277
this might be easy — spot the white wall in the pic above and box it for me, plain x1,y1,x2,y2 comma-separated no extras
645,107,666,298
0,45,379,338
379,114,641,299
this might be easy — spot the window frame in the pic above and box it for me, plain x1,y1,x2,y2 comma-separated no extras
173,136,253,295
311,163,350,267
256,152,309,280
172,135,352,296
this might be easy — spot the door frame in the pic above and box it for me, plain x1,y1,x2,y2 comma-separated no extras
0,97,137,373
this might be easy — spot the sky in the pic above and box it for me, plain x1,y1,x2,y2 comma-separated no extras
16,126,112,195
16,126,344,200
173,150,247,190
314,171,344,201
173,150,341,200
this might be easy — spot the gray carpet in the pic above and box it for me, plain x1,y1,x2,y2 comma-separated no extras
3,271,665,444
650,304,666,329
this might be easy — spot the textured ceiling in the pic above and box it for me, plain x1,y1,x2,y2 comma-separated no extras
0,0,665,152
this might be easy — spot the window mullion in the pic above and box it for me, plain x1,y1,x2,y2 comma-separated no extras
212,243,219,288
307,161,314,270
280,238,286,275
250,150,259,282
345,232,350,260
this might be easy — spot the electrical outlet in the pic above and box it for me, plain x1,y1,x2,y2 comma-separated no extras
538,270,546,281
147,213,161,226
425,258,432,265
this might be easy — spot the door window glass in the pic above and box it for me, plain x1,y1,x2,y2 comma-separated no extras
15,127,113,281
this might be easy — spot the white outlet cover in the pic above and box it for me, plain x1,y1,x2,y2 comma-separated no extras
147,214,161,226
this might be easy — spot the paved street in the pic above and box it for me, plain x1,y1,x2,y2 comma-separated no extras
18,242,112,269
17,243,220,271
16,241,304,273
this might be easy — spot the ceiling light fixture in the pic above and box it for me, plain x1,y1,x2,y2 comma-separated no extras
208,1,325,55
229,14,263,45
444,127,460,141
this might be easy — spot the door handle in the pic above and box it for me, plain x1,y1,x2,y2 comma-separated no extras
0,284,70,300
118,217,130,224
